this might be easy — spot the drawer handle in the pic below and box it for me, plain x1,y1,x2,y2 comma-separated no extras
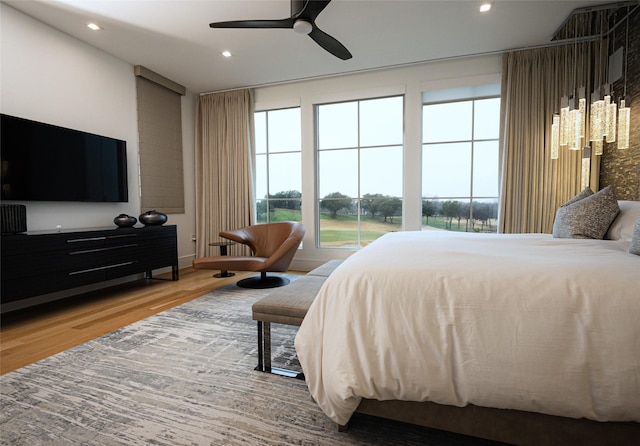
68,261,135,275
67,236,106,243
69,244,139,255
67,234,136,243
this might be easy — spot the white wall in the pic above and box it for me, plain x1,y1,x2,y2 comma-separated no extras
0,4,197,273
254,58,502,270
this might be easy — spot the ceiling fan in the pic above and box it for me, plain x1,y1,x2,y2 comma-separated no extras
210,0,352,60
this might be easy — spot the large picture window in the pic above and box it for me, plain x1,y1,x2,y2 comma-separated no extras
422,97,500,232
254,107,302,223
316,96,403,248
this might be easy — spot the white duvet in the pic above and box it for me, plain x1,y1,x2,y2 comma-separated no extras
295,231,640,426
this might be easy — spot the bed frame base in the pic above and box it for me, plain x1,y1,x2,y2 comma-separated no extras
342,399,640,446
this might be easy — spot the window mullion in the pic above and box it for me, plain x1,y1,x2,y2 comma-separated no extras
265,112,271,222
469,100,475,221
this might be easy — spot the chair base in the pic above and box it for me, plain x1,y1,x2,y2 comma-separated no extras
237,274,290,289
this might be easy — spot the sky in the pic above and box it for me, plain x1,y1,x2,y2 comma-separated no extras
255,96,500,202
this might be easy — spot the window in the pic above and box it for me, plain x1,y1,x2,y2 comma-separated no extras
254,107,302,223
422,96,500,232
135,66,186,214
316,96,403,248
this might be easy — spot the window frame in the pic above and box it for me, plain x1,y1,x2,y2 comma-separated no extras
254,106,302,224
314,94,405,249
421,94,500,231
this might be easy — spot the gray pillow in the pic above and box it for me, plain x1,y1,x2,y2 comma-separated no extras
630,218,640,256
552,185,620,239
564,187,594,206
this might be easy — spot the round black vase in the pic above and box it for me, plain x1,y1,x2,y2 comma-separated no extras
139,210,167,226
114,214,137,228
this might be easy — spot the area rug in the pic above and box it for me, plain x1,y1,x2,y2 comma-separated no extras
0,276,502,445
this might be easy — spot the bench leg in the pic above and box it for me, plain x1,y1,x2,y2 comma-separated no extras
255,320,272,372
256,320,265,372
254,320,304,379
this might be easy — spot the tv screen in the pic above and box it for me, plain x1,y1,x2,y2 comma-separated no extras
1,114,128,202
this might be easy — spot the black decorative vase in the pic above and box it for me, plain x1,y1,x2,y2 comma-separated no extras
114,214,137,228
139,210,167,226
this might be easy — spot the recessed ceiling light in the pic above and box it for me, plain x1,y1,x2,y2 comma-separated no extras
479,3,492,13
87,23,102,31
222,50,232,58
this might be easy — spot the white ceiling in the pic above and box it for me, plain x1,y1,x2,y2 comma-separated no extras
4,0,609,94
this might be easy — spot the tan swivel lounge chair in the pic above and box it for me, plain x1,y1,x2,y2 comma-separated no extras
193,221,305,288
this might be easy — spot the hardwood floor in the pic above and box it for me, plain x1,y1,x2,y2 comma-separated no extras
0,268,258,375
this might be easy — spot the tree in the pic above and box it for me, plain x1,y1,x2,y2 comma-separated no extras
256,200,267,221
458,201,470,230
441,200,461,230
378,197,402,223
320,192,352,218
422,200,437,225
270,190,301,210
472,202,490,231
361,193,384,218
472,201,498,231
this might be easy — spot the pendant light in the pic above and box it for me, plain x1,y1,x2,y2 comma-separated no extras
617,10,631,150
551,114,560,159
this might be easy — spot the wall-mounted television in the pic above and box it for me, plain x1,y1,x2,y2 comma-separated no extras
1,114,128,203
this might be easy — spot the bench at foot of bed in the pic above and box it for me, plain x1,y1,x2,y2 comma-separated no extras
251,260,343,378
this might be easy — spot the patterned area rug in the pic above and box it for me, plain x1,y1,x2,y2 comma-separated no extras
1,276,502,445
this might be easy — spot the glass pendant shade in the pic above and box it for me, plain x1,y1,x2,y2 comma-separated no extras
551,114,560,159
578,97,586,140
568,108,579,150
603,94,611,138
618,99,630,150
606,101,617,142
559,97,569,146
589,97,605,142
602,94,617,143
581,147,591,190
593,139,604,156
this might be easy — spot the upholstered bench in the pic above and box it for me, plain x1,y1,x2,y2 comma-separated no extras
251,259,344,378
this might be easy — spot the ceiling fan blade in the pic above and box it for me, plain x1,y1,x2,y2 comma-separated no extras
298,0,332,21
210,18,295,29
309,26,352,60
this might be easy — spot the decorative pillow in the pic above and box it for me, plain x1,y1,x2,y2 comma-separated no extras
563,187,594,206
605,200,640,241
629,218,640,256
552,185,620,239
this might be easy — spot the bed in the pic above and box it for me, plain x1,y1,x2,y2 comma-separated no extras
295,200,640,445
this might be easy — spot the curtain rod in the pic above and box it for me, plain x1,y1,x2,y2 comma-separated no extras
201,5,638,96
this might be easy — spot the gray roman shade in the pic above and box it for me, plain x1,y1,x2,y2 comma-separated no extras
135,65,186,214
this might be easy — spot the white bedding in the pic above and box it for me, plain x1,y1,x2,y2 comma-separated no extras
294,231,640,426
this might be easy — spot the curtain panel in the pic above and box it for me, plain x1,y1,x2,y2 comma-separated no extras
195,89,255,258
499,42,599,234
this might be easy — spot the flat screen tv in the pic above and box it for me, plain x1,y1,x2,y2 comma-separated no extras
1,114,128,202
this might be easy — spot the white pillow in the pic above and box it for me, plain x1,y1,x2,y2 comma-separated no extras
629,218,640,256
605,200,640,241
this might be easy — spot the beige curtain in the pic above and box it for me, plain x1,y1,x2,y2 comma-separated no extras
195,89,255,257
499,41,600,234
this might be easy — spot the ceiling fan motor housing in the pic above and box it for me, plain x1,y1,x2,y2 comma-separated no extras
293,19,313,35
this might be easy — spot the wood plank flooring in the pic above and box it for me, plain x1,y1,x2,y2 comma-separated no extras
0,268,259,375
